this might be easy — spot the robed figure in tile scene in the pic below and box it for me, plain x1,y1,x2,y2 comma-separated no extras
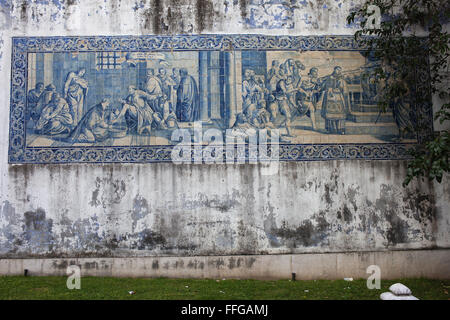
145,68,163,112
35,93,74,135
27,82,44,122
320,66,350,134
64,68,89,126
113,86,164,135
176,68,199,122
35,84,57,122
68,98,112,143
242,69,265,118
391,85,416,140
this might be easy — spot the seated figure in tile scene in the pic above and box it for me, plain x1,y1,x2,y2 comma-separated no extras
35,93,74,135
114,85,164,135
68,98,112,143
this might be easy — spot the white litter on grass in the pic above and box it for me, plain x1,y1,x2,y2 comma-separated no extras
128,291,135,295
304,290,309,293
380,283,419,300
185,286,189,288
380,292,419,300
389,283,412,296
344,278,353,281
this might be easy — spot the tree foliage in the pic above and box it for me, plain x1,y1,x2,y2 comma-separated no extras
347,0,449,185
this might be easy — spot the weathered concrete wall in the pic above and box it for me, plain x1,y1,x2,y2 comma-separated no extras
0,161,447,258
1,250,450,279
0,0,449,277
0,0,361,36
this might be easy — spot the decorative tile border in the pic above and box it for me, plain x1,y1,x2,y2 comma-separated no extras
8,35,432,164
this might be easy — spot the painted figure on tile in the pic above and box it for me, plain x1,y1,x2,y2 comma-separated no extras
114,86,163,134
361,71,378,104
176,68,200,122
35,84,57,121
27,82,44,122
156,94,179,129
300,67,322,108
36,93,73,135
64,68,88,126
158,67,176,99
145,69,162,95
229,112,254,138
170,68,180,87
170,67,180,110
68,98,112,143
242,69,265,118
266,60,280,93
273,75,298,136
248,100,274,129
280,58,295,78
267,94,279,118
145,69,163,112
292,60,306,87
320,66,350,134
299,67,323,130
390,85,416,140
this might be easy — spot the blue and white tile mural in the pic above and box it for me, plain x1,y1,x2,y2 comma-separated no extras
245,0,295,29
8,35,432,163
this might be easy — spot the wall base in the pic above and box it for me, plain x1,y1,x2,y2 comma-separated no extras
1,250,449,280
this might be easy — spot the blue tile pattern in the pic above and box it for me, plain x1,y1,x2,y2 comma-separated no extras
245,1,295,29
8,34,433,164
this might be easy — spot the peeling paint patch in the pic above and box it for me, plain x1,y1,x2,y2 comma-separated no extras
180,191,242,212
58,213,102,252
89,177,126,208
130,228,166,250
270,211,330,248
0,201,22,253
22,208,54,252
130,194,149,232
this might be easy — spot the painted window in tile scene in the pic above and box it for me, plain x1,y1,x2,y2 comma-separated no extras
96,52,122,70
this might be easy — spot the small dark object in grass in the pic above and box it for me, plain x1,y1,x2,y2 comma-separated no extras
24,269,28,277
292,273,296,281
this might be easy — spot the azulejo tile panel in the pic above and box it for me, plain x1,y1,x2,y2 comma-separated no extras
8,35,433,164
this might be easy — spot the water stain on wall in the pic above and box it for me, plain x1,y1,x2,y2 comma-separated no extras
269,211,330,248
90,177,127,208
22,208,54,252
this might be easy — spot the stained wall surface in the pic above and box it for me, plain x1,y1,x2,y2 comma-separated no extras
0,1,449,277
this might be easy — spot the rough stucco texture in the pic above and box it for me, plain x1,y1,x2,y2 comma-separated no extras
1,161,448,258
0,0,449,258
